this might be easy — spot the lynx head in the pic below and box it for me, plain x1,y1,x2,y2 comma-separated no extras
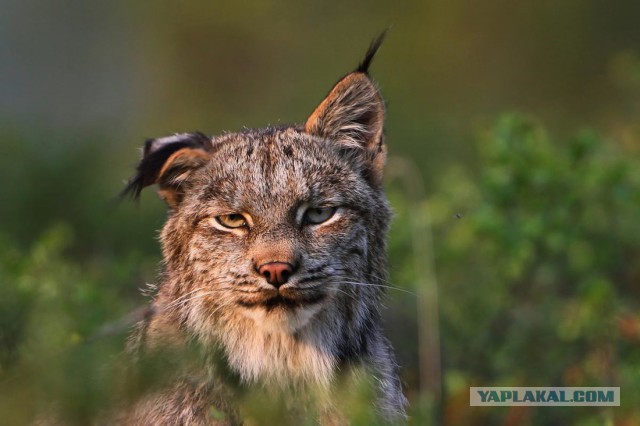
123,36,393,386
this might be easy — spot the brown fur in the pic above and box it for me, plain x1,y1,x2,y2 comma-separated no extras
119,36,407,424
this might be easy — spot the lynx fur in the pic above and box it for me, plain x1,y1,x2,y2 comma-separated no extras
120,34,407,424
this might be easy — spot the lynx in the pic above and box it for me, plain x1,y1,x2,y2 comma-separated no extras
120,34,407,424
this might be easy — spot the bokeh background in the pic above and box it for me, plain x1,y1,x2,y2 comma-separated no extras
1,1,639,424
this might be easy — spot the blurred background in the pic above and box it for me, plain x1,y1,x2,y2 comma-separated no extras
1,1,639,424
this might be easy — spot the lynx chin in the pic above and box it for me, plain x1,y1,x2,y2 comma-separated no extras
120,34,408,424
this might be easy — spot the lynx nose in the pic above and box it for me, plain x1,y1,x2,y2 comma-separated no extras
258,262,295,287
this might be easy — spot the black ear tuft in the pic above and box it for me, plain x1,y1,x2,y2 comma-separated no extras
305,36,387,186
120,132,211,201
356,30,387,75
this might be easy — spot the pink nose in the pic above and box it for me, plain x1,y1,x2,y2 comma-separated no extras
258,262,295,287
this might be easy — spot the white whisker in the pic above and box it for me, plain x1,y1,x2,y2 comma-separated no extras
330,287,359,303
166,288,233,311
165,287,207,309
364,271,397,286
333,280,416,296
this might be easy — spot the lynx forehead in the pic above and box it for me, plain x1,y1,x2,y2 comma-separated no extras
121,33,407,423
186,128,377,226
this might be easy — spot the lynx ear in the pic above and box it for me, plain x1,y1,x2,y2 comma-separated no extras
305,35,386,185
121,132,212,207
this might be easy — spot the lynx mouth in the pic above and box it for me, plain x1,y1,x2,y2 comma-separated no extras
237,292,326,311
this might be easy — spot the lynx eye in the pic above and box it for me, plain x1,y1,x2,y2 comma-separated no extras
303,207,337,225
215,213,248,229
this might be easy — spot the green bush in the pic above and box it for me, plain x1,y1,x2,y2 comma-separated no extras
1,115,638,424
428,115,640,425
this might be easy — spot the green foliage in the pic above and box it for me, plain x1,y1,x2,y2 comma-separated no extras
1,115,638,424
428,115,640,425
0,225,144,424
2,2,640,423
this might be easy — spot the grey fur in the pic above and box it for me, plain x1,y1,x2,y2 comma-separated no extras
120,43,407,424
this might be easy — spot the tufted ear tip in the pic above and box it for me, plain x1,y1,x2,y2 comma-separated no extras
304,34,388,186
355,30,387,75
121,133,212,207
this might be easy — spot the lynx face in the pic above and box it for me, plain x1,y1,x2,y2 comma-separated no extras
161,128,388,337
123,35,407,421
